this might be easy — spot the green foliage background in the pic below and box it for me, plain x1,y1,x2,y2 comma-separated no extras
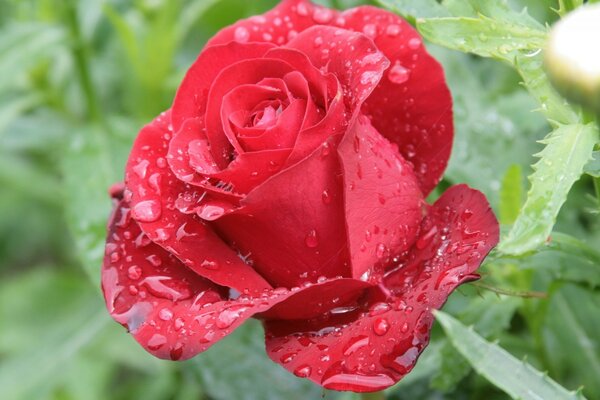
0,0,599,399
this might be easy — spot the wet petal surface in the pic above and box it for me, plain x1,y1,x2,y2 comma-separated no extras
264,184,498,392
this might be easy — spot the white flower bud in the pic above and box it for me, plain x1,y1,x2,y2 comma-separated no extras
545,4,600,112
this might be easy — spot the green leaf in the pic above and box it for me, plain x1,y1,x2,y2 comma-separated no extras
0,23,65,91
61,126,126,286
500,164,524,224
584,151,600,177
376,0,449,23
556,0,584,17
499,123,598,254
434,47,547,205
435,310,587,400
542,284,600,398
431,293,521,392
416,16,546,61
186,320,329,400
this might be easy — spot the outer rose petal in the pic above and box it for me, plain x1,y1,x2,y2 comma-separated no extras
102,201,374,361
206,0,329,48
264,184,499,392
126,111,271,293
214,134,349,288
171,41,275,134
338,116,423,282
338,6,453,195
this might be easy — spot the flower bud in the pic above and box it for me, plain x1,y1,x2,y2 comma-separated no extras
545,4,600,113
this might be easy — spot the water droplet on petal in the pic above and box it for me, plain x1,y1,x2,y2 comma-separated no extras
386,24,401,37
132,200,162,222
127,265,142,280
373,317,390,335
305,229,319,248
234,26,250,42
294,365,313,378
388,62,410,84
408,37,422,50
147,334,167,351
362,23,377,38
321,189,332,204
280,352,297,364
159,308,173,321
313,8,333,23
133,160,149,179
343,335,370,356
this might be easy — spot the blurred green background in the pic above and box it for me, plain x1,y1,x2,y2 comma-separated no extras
1,0,599,399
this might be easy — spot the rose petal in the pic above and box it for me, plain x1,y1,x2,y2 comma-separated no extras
338,6,453,195
103,203,374,361
169,118,291,195
214,134,350,288
338,116,423,282
285,25,389,111
259,278,372,320
206,0,326,48
126,111,271,293
263,184,498,392
205,58,298,166
172,41,275,135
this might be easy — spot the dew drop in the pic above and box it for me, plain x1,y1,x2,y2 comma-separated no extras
305,229,319,248
388,62,410,84
147,334,167,350
201,260,219,270
386,24,401,37
280,352,297,364
373,318,390,335
159,308,174,321
408,37,422,50
133,160,150,179
132,200,162,222
313,8,333,23
234,26,250,43
294,365,313,378
321,189,332,204
362,23,377,38
343,335,370,356
127,265,142,280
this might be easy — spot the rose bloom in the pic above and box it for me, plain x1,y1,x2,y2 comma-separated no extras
102,0,498,392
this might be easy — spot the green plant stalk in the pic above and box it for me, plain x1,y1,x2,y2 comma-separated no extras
64,1,102,123
361,392,386,400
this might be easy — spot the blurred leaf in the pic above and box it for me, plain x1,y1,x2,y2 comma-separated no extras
177,0,222,41
61,127,124,286
584,151,600,177
434,47,547,205
187,319,328,400
431,294,521,392
541,284,600,398
376,0,449,23
417,15,546,60
499,123,597,254
436,311,587,400
0,268,109,399
556,0,583,17
0,23,65,90
500,164,524,224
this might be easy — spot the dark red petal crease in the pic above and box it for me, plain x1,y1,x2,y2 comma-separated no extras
126,111,271,293
337,6,453,195
264,184,499,392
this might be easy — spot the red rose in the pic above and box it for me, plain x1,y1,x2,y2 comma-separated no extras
102,0,498,392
